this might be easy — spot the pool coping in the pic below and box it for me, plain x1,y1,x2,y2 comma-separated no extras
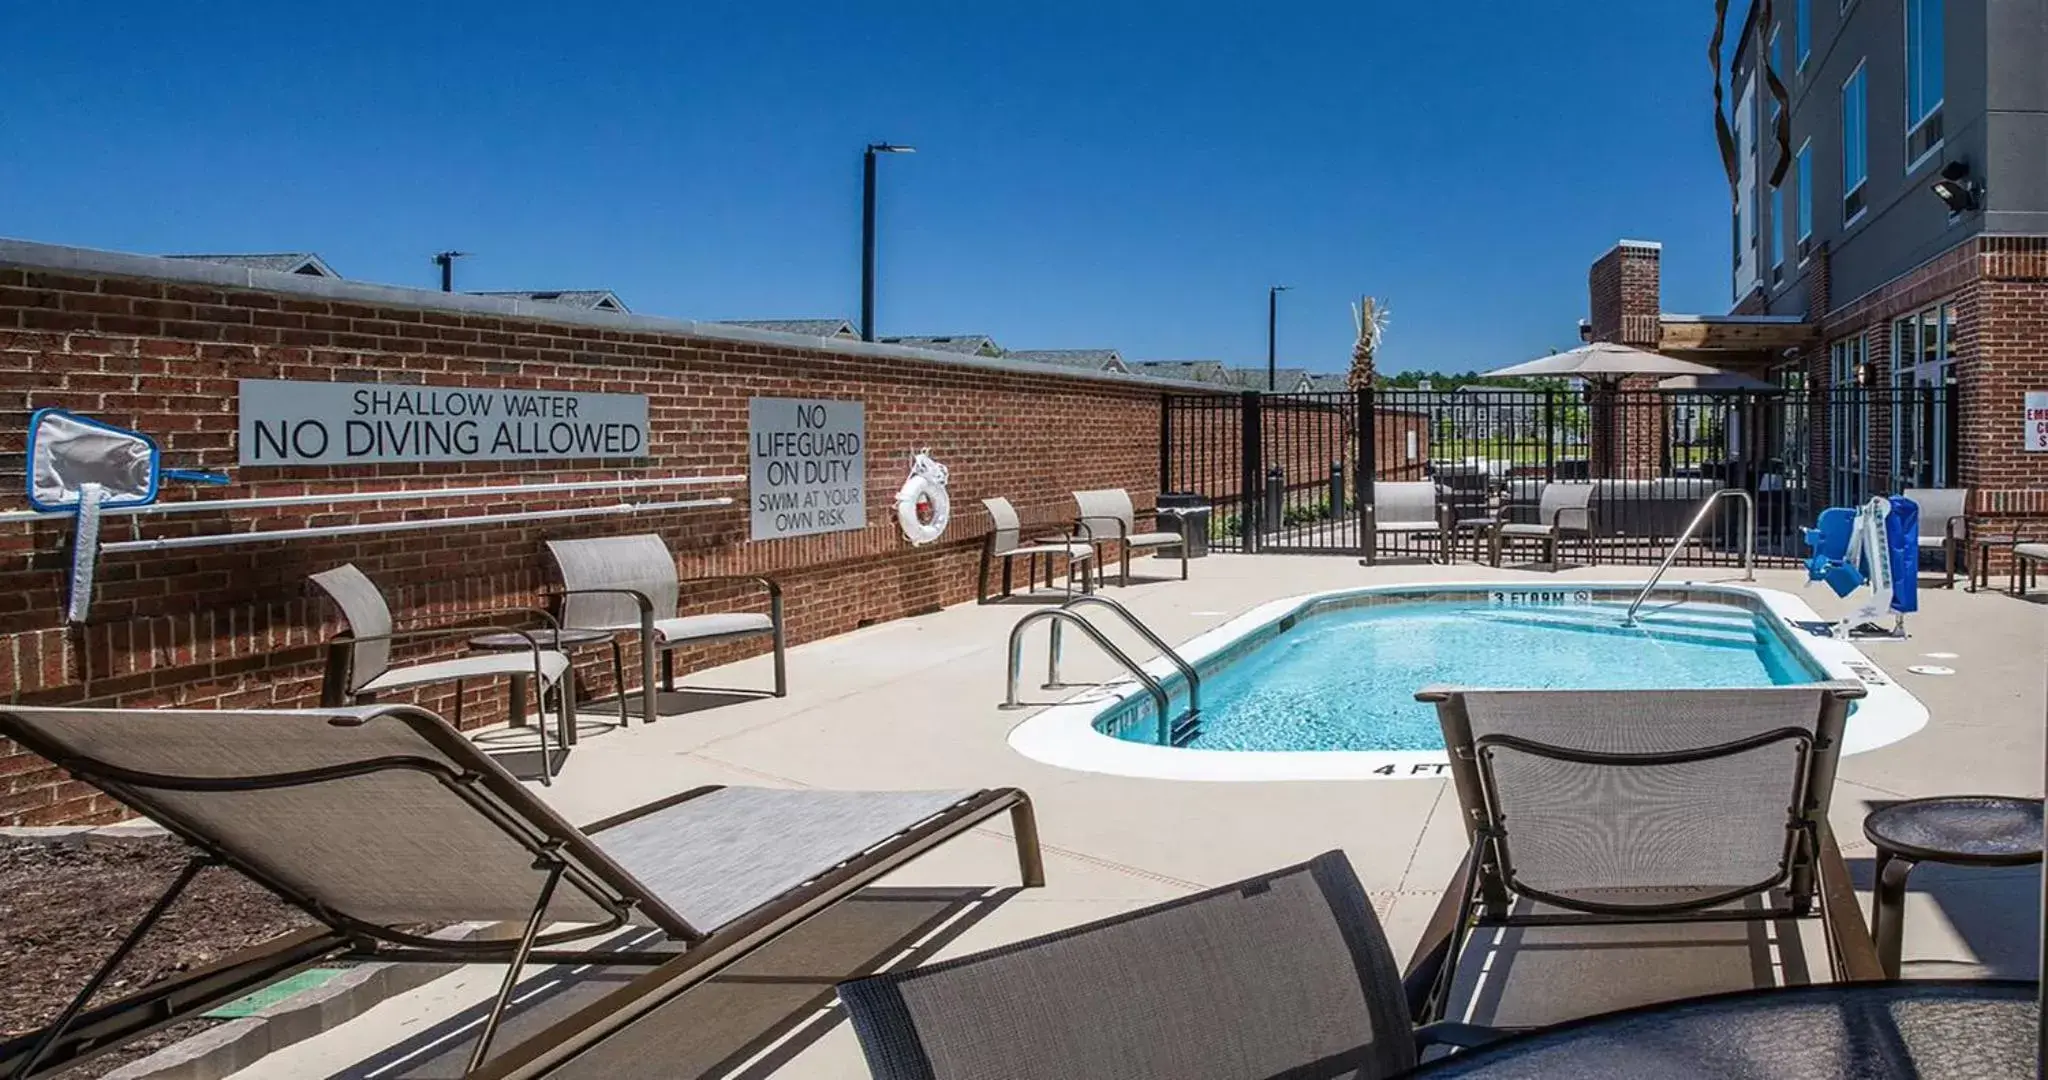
1006,579,1931,782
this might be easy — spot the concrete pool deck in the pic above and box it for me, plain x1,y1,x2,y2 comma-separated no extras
221,554,2046,1079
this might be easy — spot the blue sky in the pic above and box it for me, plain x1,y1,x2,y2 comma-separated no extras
4,2,1735,374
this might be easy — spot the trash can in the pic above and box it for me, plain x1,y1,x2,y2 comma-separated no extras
1156,492,1211,559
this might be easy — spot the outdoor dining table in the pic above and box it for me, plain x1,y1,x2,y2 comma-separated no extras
1406,980,2037,1078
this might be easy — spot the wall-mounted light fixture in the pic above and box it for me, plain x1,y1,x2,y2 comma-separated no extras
1931,160,1980,215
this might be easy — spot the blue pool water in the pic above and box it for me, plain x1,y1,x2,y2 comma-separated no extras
1101,598,1824,752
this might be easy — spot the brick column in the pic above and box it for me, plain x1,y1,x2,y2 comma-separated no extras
1586,240,1664,478
1955,237,2048,576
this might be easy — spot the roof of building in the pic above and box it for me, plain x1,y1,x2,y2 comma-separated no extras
878,334,1003,356
470,290,629,313
1003,349,1128,373
1303,373,1353,393
163,252,339,278
711,318,858,338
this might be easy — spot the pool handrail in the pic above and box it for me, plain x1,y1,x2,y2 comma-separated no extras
1005,610,1184,746
1047,595,1200,720
1623,489,1755,627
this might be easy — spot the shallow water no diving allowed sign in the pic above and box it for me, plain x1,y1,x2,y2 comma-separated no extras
748,397,866,541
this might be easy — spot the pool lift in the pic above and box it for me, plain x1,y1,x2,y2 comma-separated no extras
1802,495,1919,640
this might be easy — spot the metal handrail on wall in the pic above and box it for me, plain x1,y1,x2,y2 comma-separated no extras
1005,610,1187,747
1623,489,1757,627
0,474,745,525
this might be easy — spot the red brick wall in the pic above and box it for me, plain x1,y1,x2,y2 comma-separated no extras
0,257,1189,825
1588,241,1662,348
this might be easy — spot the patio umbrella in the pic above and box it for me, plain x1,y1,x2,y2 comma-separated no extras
1484,342,1724,381
1657,370,1778,391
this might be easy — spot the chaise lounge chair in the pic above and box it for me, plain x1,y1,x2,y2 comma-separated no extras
1364,481,1449,565
1406,683,1880,1030
0,704,1041,1080
546,534,785,727
312,563,578,785
838,850,1499,1080
1071,488,1190,586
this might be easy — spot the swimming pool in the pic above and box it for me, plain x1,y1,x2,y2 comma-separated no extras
1008,583,1928,782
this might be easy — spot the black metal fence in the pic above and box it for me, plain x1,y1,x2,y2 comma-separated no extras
1161,385,1955,567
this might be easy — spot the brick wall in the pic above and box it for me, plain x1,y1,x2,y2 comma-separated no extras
1588,240,1662,348
0,248,1199,825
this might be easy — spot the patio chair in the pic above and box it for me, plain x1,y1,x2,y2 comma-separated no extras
546,534,785,728
2011,542,2048,596
311,563,577,785
1405,683,1881,1032
838,850,1499,1080
1072,488,1188,586
1903,487,1969,588
0,704,1042,1080
977,497,1096,603
1364,481,1448,565
1489,482,1594,571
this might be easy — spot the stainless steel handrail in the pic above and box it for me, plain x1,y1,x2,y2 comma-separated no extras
1005,610,1177,746
1047,595,1200,718
1623,489,1756,626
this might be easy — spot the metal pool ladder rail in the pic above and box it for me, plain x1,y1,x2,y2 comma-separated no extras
1004,597,1202,747
1623,489,1756,627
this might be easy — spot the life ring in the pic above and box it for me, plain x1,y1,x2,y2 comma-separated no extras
895,451,951,545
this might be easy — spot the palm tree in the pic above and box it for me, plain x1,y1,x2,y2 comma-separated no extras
1348,296,1390,390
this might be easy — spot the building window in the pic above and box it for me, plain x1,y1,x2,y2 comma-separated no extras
1828,333,1870,505
1797,0,1811,69
1772,185,1786,276
1906,0,1945,168
1796,140,1814,257
1889,302,1956,487
1842,62,1869,223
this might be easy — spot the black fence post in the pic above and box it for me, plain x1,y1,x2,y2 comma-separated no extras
1330,460,1346,521
1357,387,1377,558
1544,389,1557,481
1266,466,1286,539
1159,394,1174,496
1240,391,1263,553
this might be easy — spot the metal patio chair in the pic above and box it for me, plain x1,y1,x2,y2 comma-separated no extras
838,850,1500,1080
0,704,1042,1080
1071,488,1189,586
546,534,785,727
311,563,577,785
1903,487,1969,588
977,496,1096,602
1364,481,1449,565
1405,683,1881,1032
1489,482,1594,571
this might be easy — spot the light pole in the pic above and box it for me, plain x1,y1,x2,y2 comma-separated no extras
433,251,470,292
861,143,916,342
1267,285,1292,391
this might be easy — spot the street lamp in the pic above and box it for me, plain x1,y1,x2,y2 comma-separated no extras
861,143,916,342
1267,285,1292,391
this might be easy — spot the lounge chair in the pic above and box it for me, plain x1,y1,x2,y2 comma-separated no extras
838,850,1498,1080
311,563,577,785
546,534,785,727
2011,542,2048,596
1071,488,1189,586
1489,482,1594,571
1364,481,1448,565
0,704,1042,1080
1406,683,1881,1031
977,497,1096,603
1903,487,1969,588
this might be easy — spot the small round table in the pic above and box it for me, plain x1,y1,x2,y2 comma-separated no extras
466,628,624,750
1862,795,2043,978
1407,980,2037,1077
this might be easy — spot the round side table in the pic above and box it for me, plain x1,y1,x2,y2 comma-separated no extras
1862,795,2043,978
466,628,625,750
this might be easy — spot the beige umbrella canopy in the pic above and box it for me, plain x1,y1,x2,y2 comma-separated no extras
1658,370,1778,391
1484,342,1725,380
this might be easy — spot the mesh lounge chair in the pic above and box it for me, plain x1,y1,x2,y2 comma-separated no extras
1903,486,1969,588
1364,481,1448,565
0,704,1042,1080
838,850,1498,1080
312,563,577,785
1072,488,1189,586
977,497,1096,603
1405,683,1881,1031
1488,482,1594,571
546,534,785,727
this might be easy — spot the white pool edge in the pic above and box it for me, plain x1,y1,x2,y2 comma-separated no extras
1006,579,1931,782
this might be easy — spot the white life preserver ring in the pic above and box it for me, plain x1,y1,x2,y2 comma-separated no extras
895,451,951,545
